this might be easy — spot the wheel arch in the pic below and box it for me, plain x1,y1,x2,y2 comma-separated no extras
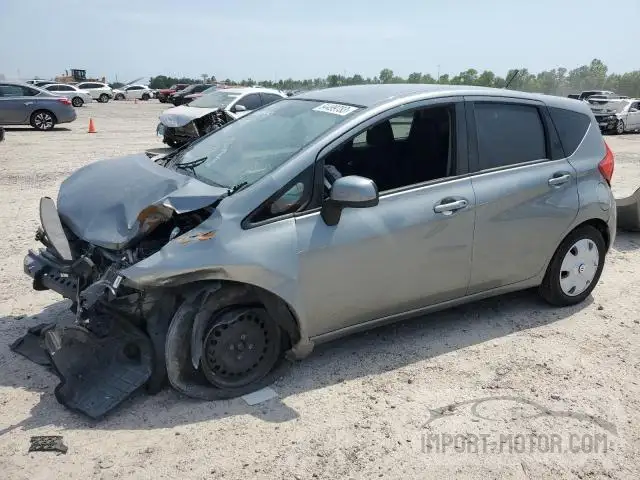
30,109,57,127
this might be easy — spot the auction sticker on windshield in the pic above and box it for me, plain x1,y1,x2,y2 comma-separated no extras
312,103,359,116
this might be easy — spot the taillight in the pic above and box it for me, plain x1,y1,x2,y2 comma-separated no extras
57,97,72,106
598,141,615,186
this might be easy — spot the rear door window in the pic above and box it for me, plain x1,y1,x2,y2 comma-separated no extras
474,102,547,170
548,107,591,157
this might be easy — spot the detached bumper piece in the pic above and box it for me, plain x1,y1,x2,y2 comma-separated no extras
616,187,640,232
43,316,153,419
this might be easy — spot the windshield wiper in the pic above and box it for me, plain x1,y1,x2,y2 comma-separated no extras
173,156,210,179
157,141,193,166
174,156,229,188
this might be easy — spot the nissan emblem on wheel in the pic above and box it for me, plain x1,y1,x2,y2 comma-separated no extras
13,84,617,419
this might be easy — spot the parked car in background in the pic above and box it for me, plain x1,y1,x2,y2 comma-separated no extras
181,85,217,104
169,84,213,106
74,81,113,103
157,87,286,147
0,82,77,130
113,84,155,101
588,97,640,134
21,84,616,417
42,83,93,107
157,83,190,103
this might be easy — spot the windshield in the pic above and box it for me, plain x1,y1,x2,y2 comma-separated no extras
200,86,217,95
189,90,242,109
173,99,361,188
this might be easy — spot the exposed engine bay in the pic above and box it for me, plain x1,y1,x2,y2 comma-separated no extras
162,109,233,147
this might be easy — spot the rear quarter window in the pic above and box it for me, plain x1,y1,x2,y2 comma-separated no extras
548,107,591,157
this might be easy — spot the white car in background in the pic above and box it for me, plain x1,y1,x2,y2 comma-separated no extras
157,87,286,147
74,81,113,103
113,85,155,101
42,83,93,107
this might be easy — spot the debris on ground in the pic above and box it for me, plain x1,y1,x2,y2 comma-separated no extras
28,436,68,454
241,387,278,406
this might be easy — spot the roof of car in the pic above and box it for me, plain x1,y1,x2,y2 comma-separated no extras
293,84,591,113
222,87,285,95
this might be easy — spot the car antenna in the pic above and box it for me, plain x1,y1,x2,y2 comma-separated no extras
504,69,520,89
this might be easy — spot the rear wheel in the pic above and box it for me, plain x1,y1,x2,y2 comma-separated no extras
539,225,606,306
71,96,84,107
30,110,56,130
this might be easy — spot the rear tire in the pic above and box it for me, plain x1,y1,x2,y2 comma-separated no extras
71,96,83,107
30,110,56,131
539,225,606,306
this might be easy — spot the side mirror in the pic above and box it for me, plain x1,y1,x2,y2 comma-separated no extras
233,104,247,112
321,175,379,226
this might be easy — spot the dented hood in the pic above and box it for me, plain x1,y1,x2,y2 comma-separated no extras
57,154,226,250
159,105,219,128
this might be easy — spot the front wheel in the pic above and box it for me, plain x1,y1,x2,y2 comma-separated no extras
200,307,282,391
71,96,84,107
616,120,625,135
115,93,125,100
539,225,606,306
99,93,109,103
164,285,287,400
30,110,56,130
142,93,150,101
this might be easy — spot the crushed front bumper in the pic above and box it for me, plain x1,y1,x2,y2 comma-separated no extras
15,198,157,419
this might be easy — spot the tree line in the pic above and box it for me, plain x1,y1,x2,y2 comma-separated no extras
148,59,640,98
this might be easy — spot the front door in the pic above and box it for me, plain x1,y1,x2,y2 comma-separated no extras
465,98,580,293
294,99,476,338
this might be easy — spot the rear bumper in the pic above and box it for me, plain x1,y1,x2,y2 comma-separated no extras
57,108,77,124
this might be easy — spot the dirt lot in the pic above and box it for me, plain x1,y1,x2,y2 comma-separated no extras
0,101,639,479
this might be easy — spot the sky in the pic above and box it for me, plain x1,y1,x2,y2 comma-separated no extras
1,0,639,84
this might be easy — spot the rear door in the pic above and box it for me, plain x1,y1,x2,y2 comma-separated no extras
465,97,580,293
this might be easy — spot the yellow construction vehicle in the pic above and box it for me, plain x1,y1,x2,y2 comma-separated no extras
54,69,105,84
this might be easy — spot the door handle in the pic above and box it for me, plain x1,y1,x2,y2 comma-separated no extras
548,173,571,186
24,102,33,106
434,199,468,213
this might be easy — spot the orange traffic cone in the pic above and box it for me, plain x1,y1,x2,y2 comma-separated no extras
88,118,96,133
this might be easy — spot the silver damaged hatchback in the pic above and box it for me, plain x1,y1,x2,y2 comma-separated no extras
18,84,616,418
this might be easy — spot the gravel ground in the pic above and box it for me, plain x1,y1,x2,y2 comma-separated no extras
0,101,639,480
